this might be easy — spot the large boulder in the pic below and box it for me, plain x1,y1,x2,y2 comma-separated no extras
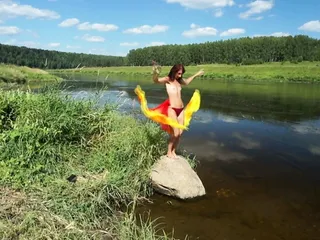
150,155,206,199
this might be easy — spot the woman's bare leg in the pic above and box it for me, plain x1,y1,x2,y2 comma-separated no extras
167,108,179,158
172,110,184,157
172,135,180,157
167,134,175,158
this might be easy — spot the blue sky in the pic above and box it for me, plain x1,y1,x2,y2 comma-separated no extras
0,0,319,56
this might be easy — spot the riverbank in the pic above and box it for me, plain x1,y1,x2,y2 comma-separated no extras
0,86,182,239
0,64,62,85
50,61,320,83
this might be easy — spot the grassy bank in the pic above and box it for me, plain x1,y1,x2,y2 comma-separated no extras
51,61,320,83
0,64,62,84
0,86,180,239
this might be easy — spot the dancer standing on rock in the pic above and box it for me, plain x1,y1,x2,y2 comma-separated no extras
134,61,204,158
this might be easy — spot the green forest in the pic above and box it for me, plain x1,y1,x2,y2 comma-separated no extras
127,35,320,66
0,44,126,69
1,35,320,69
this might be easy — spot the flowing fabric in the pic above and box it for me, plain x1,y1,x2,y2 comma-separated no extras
134,85,201,134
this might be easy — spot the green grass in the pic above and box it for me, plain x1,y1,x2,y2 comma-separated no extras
51,61,320,83
0,64,62,84
0,86,183,239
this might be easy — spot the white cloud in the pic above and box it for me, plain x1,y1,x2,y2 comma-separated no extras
220,28,245,36
254,16,264,20
26,29,39,38
82,34,105,42
2,38,16,44
120,42,139,47
165,0,234,10
88,48,107,55
111,52,128,57
182,23,218,38
146,42,166,47
270,32,290,37
59,18,79,27
77,22,118,32
213,8,223,17
66,45,81,49
298,20,320,33
0,0,60,20
0,25,20,35
1,38,40,48
123,25,169,34
239,0,274,19
48,42,60,47
19,41,40,48
253,32,291,37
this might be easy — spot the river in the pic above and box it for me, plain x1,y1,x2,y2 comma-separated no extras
45,75,320,240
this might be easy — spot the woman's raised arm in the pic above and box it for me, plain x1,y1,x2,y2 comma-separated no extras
152,61,169,84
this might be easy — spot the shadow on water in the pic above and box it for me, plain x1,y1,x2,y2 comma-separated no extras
36,75,320,239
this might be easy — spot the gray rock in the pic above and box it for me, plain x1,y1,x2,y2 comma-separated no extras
150,155,206,199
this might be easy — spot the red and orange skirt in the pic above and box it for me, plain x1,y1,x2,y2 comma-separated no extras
134,85,201,135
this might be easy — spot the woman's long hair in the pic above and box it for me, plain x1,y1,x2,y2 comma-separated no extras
168,64,185,83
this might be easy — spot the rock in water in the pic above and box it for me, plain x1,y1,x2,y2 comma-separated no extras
150,155,206,199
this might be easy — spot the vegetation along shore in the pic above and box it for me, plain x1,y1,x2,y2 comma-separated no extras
52,61,320,83
0,64,62,85
0,84,186,239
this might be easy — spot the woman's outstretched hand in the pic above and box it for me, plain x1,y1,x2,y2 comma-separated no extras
152,60,161,75
196,69,204,77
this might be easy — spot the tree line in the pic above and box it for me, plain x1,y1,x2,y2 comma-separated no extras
127,35,320,66
1,35,320,69
0,44,126,69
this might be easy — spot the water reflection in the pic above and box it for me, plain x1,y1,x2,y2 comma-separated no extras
216,113,240,123
309,145,320,156
291,121,320,135
232,132,261,150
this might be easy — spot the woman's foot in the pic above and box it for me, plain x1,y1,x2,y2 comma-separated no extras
172,151,178,158
167,151,179,159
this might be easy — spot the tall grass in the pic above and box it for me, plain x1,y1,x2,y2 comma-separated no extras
0,85,179,239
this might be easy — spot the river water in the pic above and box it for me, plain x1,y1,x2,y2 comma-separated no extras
49,75,320,240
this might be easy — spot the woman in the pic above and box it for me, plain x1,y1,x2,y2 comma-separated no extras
134,62,204,158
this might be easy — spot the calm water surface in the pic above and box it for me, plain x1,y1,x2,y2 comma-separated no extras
54,76,320,240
